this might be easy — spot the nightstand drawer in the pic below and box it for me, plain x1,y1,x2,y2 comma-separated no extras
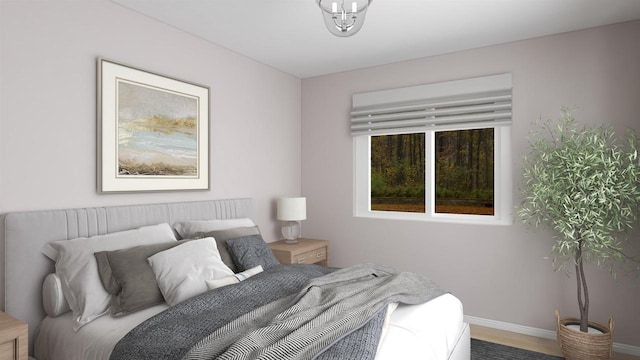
0,341,16,360
293,247,327,264
268,238,329,266
0,312,28,360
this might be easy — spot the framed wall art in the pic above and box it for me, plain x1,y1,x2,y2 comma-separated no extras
97,58,210,192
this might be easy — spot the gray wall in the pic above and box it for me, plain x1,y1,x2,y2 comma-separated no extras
0,1,301,303
301,20,640,346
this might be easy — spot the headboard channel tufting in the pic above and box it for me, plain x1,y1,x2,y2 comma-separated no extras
3,198,254,355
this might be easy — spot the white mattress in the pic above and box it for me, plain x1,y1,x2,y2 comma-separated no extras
35,293,463,360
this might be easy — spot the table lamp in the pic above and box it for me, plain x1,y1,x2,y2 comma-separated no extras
277,197,306,244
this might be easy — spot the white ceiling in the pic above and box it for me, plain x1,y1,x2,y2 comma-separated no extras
112,0,640,79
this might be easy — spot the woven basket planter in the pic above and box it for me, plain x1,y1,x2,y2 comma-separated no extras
555,310,614,360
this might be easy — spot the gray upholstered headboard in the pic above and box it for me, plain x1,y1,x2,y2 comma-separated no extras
3,198,254,354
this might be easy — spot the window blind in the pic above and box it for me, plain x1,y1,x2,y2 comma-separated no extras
351,73,512,136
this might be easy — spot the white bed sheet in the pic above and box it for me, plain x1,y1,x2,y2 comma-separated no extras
375,293,465,360
34,294,463,360
35,305,168,360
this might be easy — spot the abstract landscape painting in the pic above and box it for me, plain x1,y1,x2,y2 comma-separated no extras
117,81,198,177
99,58,209,192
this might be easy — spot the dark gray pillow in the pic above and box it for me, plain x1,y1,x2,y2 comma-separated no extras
226,234,280,271
198,226,260,273
95,240,187,316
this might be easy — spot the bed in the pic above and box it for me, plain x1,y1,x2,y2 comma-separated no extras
3,198,470,360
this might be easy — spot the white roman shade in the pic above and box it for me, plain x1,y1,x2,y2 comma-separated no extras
351,73,512,136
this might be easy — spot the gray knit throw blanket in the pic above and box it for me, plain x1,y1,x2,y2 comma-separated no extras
111,264,446,360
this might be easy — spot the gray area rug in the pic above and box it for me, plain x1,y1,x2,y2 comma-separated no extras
471,339,564,360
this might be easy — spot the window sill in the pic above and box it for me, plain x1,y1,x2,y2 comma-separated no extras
354,210,514,226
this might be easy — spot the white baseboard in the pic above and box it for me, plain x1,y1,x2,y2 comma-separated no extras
464,315,640,357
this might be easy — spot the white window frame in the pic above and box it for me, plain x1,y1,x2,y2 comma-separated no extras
352,75,513,225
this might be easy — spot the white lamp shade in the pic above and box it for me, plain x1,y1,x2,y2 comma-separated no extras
277,197,307,221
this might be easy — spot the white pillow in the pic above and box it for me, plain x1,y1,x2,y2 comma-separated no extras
205,265,264,290
148,238,234,306
50,223,176,331
42,273,70,317
173,218,255,238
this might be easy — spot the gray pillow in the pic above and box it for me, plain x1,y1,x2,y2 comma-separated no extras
226,234,280,271
95,240,187,316
198,226,260,272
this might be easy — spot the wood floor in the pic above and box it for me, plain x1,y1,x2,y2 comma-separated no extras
470,324,640,360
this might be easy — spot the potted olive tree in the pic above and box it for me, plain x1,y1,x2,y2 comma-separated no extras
518,108,640,360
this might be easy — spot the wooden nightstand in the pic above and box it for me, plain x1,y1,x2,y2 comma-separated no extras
0,312,27,360
269,238,329,266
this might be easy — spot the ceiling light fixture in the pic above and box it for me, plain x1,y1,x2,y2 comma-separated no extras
315,0,372,37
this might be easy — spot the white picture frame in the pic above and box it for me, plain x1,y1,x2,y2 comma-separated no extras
97,58,210,192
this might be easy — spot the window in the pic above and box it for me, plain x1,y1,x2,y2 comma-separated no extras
353,74,513,225
434,128,494,216
371,133,426,213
